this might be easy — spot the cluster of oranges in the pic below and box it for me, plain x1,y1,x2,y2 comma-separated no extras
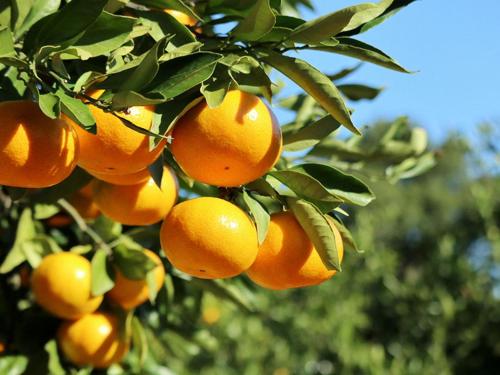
0,10,345,369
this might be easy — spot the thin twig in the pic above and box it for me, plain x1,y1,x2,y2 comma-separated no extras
57,198,113,255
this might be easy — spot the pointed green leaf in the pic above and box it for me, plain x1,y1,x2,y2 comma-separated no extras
91,248,115,296
313,37,410,73
0,208,36,273
232,0,276,41
338,83,384,101
201,64,232,108
260,49,359,134
287,198,341,271
283,115,341,151
289,0,393,43
242,190,270,245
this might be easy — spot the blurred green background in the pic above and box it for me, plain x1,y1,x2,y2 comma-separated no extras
160,124,499,375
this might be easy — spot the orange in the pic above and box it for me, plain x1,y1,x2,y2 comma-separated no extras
88,168,150,185
202,306,221,325
107,249,165,310
170,90,282,187
0,101,79,188
0,341,5,353
31,252,103,319
165,9,197,27
160,197,258,279
93,166,178,225
72,92,165,175
57,312,129,368
45,213,73,228
246,212,344,290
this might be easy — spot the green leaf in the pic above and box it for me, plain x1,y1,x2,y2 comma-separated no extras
150,95,203,147
92,215,122,242
228,56,272,102
260,49,359,134
283,115,341,151
329,215,362,253
287,198,341,271
242,190,270,245
0,26,15,57
146,52,222,99
37,93,60,119
33,203,60,219
338,83,383,101
289,0,393,43
44,339,65,375
201,64,232,108
386,152,437,182
291,163,375,206
0,355,28,375
58,12,136,60
55,90,96,133
0,208,36,273
33,0,108,49
148,153,165,187
133,0,200,21
113,245,157,280
146,269,159,303
21,236,62,268
111,91,165,110
231,0,276,41
14,0,60,38
269,169,342,204
131,316,149,366
313,37,410,73
137,8,195,46
91,248,115,296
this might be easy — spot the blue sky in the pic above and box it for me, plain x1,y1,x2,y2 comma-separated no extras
275,0,500,141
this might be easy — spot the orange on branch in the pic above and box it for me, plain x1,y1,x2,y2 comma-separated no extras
170,91,282,187
0,101,79,188
93,166,178,226
31,252,102,319
57,312,129,369
247,212,344,290
160,197,258,279
107,249,165,310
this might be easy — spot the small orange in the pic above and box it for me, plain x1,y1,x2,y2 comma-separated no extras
202,306,221,325
0,341,5,353
72,92,165,175
93,166,178,225
170,90,282,187
31,252,102,319
107,249,165,310
45,213,73,228
57,312,129,368
0,101,79,188
160,197,258,279
246,212,344,290
89,168,150,186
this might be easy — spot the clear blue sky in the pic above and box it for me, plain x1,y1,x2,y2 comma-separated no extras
275,0,500,141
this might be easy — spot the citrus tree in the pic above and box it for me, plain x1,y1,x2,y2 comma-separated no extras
0,0,436,373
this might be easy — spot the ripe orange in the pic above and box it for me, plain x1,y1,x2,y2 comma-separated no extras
107,249,165,310
88,168,150,186
160,197,258,279
246,212,344,290
0,101,79,188
170,90,282,187
72,92,165,175
93,166,178,225
165,9,197,27
31,252,103,319
57,312,129,368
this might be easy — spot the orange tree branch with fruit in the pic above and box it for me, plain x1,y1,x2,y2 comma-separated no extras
0,0,436,373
